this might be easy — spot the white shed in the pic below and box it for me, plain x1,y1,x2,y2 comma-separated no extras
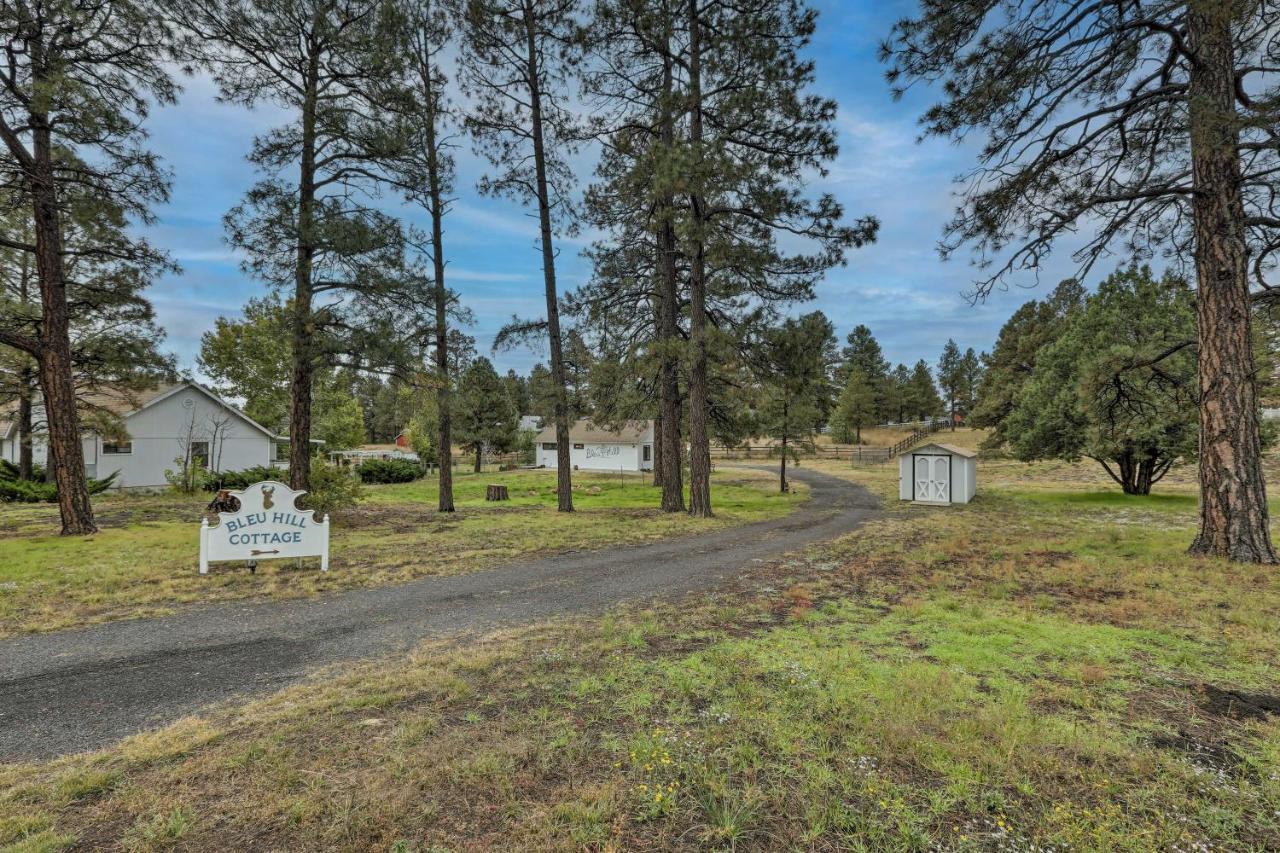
899,442,977,505
535,419,654,472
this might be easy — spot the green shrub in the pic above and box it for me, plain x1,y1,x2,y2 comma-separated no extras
203,466,284,492
0,459,46,481
164,458,214,495
299,459,363,516
0,470,120,503
356,458,425,484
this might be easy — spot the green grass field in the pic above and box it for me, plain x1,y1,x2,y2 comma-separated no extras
2,457,1278,851
0,468,803,638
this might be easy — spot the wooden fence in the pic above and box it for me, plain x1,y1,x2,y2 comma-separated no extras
708,420,948,467
886,419,945,459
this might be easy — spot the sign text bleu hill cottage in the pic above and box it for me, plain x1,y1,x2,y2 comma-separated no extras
200,481,330,573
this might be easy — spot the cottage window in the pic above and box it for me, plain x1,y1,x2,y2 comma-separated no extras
541,442,556,451
102,441,132,455
190,441,210,469
642,444,651,462
573,443,585,450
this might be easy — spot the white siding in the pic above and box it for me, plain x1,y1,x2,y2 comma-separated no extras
537,439,653,472
2,385,277,489
898,454,912,501
100,387,275,489
899,445,977,505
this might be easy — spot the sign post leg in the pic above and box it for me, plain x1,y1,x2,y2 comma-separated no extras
320,515,330,572
199,519,209,575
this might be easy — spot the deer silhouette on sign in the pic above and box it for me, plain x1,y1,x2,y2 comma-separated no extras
261,485,275,510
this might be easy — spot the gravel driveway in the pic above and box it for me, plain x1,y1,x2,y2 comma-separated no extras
0,465,879,761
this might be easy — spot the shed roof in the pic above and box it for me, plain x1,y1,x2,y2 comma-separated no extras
912,442,978,458
535,419,652,444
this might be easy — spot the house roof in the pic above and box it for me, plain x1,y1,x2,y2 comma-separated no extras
913,442,978,458
535,419,652,444
5,381,301,443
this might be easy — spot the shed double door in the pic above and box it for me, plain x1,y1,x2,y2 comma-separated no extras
913,454,951,503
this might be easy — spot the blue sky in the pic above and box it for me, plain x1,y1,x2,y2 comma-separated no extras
143,0,1083,381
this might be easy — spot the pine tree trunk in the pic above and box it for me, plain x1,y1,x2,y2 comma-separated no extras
652,411,663,487
1186,2,1277,562
780,432,788,494
657,216,685,511
16,256,34,481
523,1,573,512
17,363,33,481
685,0,712,518
475,445,482,473
655,20,685,513
288,57,320,493
29,116,95,534
423,60,454,513
1135,455,1156,497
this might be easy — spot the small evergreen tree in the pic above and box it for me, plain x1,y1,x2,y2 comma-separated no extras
837,325,890,419
958,348,983,422
937,340,963,430
454,357,518,472
886,363,912,423
969,280,1086,449
313,377,367,451
905,360,943,423
755,313,834,493
831,368,877,445
1005,266,1200,495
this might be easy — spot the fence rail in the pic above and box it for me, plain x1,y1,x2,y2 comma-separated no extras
707,419,948,467
709,443,895,464
886,419,945,460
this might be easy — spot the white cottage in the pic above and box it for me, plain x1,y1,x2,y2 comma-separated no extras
0,382,295,489
899,442,977,505
535,419,654,472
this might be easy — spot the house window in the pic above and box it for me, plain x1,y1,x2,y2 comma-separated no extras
573,443,585,450
190,441,210,469
542,442,556,451
102,441,132,455
642,444,652,462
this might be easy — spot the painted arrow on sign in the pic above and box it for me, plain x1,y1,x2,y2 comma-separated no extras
250,549,280,556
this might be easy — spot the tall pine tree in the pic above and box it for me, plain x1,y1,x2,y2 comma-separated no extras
0,0,177,533
459,0,582,512
178,0,422,492
883,0,1280,561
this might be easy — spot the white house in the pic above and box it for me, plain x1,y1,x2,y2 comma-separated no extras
899,442,977,505
0,382,295,489
535,419,654,472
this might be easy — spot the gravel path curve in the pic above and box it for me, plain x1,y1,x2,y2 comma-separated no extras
0,465,878,761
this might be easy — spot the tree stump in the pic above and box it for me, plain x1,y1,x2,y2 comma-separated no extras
486,484,509,502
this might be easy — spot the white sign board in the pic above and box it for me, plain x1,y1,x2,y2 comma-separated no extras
199,481,330,574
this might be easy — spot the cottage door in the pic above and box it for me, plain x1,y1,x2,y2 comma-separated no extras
913,455,951,503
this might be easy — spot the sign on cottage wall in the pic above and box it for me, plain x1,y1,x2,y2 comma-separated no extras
585,444,623,459
199,481,330,574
